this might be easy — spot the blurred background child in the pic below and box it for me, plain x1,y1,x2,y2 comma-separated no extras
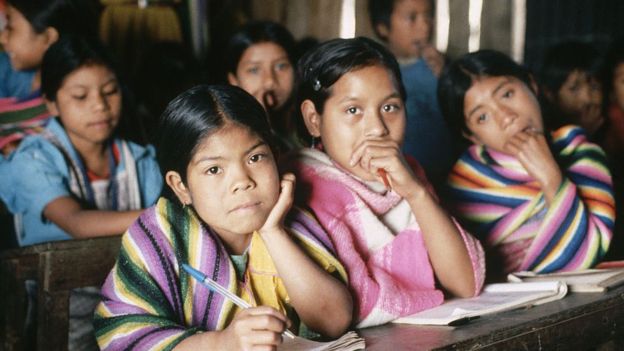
0,35,162,247
540,40,605,138
95,85,352,350
286,37,484,328
368,0,454,188
440,50,615,279
225,21,305,151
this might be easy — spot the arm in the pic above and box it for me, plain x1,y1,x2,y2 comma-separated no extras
259,173,353,338
350,139,479,297
43,196,142,238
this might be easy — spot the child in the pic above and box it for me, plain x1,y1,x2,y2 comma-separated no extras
439,50,615,278
0,35,163,246
225,21,305,151
285,37,484,328
0,0,97,155
368,0,454,185
540,41,605,137
94,85,353,350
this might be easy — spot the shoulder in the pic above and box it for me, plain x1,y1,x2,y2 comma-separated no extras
118,139,157,159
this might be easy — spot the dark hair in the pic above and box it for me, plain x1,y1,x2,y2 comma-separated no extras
368,0,434,40
297,37,406,115
438,49,535,140
539,40,601,96
8,0,98,38
602,37,624,109
224,21,296,76
155,85,275,201
41,35,119,102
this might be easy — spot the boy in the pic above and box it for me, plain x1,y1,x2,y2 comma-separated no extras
369,0,454,187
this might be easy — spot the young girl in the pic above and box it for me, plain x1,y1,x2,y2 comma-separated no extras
94,85,352,350
285,37,485,328
439,50,615,278
0,0,97,155
225,21,305,151
0,35,162,246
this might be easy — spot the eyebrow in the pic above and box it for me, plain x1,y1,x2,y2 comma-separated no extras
194,140,267,164
66,77,117,89
466,79,510,118
241,55,289,65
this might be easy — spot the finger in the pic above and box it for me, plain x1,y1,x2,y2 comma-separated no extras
350,139,400,167
263,91,277,111
245,306,289,323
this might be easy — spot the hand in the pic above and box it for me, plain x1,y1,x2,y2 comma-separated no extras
218,306,290,351
503,129,563,198
421,44,445,77
349,138,426,200
259,173,295,235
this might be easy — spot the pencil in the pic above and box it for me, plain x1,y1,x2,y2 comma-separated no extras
182,263,296,339
377,168,391,191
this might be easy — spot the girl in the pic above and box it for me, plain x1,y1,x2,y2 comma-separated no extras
439,50,615,278
94,85,352,350
0,0,98,154
0,35,162,246
285,37,485,328
225,21,305,151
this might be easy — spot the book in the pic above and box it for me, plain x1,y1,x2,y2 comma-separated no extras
392,281,567,326
508,268,624,293
278,331,365,351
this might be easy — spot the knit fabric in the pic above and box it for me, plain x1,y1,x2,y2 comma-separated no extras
447,125,615,274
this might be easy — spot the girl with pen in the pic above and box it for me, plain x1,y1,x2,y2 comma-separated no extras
94,85,352,350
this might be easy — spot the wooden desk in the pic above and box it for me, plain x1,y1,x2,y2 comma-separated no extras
360,285,624,350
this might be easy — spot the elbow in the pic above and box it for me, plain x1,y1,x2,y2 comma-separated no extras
448,276,478,298
308,293,354,338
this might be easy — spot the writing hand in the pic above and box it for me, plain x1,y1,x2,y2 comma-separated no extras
218,306,290,350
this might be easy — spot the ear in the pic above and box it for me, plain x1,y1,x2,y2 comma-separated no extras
165,170,192,206
528,74,540,96
45,99,59,116
462,130,482,146
301,100,322,137
43,27,59,48
227,72,240,86
376,23,390,40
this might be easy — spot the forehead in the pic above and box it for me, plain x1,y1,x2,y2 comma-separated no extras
193,123,264,157
393,0,432,13
61,64,116,86
240,42,289,63
330,65,401,98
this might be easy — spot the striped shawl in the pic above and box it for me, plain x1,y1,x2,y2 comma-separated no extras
0,96,51,154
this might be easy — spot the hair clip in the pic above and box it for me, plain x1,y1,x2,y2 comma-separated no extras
313,79,321,91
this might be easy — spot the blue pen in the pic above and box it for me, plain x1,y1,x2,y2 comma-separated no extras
182,263,296,339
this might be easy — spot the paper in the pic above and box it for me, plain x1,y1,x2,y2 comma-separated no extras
508,268,624,292
277,331,365,351
392,281,567,325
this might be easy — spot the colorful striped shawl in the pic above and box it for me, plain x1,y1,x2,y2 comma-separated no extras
284,149,485,328
94,197,346,351
447,125,615,274
0,96,51,153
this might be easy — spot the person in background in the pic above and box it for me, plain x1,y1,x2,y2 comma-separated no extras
0,0,98,155
0,35,162,247
440,50,615,279
94,85,352,350
540,40,605,138
225,21,306,152
286,37,484,328
369,0,454,188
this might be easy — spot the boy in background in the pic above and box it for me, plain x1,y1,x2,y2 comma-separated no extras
369,0,454,188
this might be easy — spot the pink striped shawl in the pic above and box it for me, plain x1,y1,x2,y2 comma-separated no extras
283,149,485,327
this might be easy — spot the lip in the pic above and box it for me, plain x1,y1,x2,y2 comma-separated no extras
89,120,112,128
229,201,261,213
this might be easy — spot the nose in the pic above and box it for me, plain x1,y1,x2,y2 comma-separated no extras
577,84,592,105
262,68,277,90
494,104,517,129
230,164,256,193
0,30,7,46
93,92,109,111
364,110,389,138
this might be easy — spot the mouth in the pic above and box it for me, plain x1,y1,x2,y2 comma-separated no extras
89,120,113,128
229,201,261,213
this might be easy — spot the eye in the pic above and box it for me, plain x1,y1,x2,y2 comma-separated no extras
103,85,119,96
346,106,360,114
382,103,400,113
247,67,260,75
477,114,488,124
72,95,87,100
206,166,221,175
249,153,266,163
501,89,514,98
275,62,291,71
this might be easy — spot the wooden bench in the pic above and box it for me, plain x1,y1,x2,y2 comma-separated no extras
0,236,122,351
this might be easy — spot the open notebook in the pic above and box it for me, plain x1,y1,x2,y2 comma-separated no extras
508,268,624,292
277,331,365,351
392,281,568,326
